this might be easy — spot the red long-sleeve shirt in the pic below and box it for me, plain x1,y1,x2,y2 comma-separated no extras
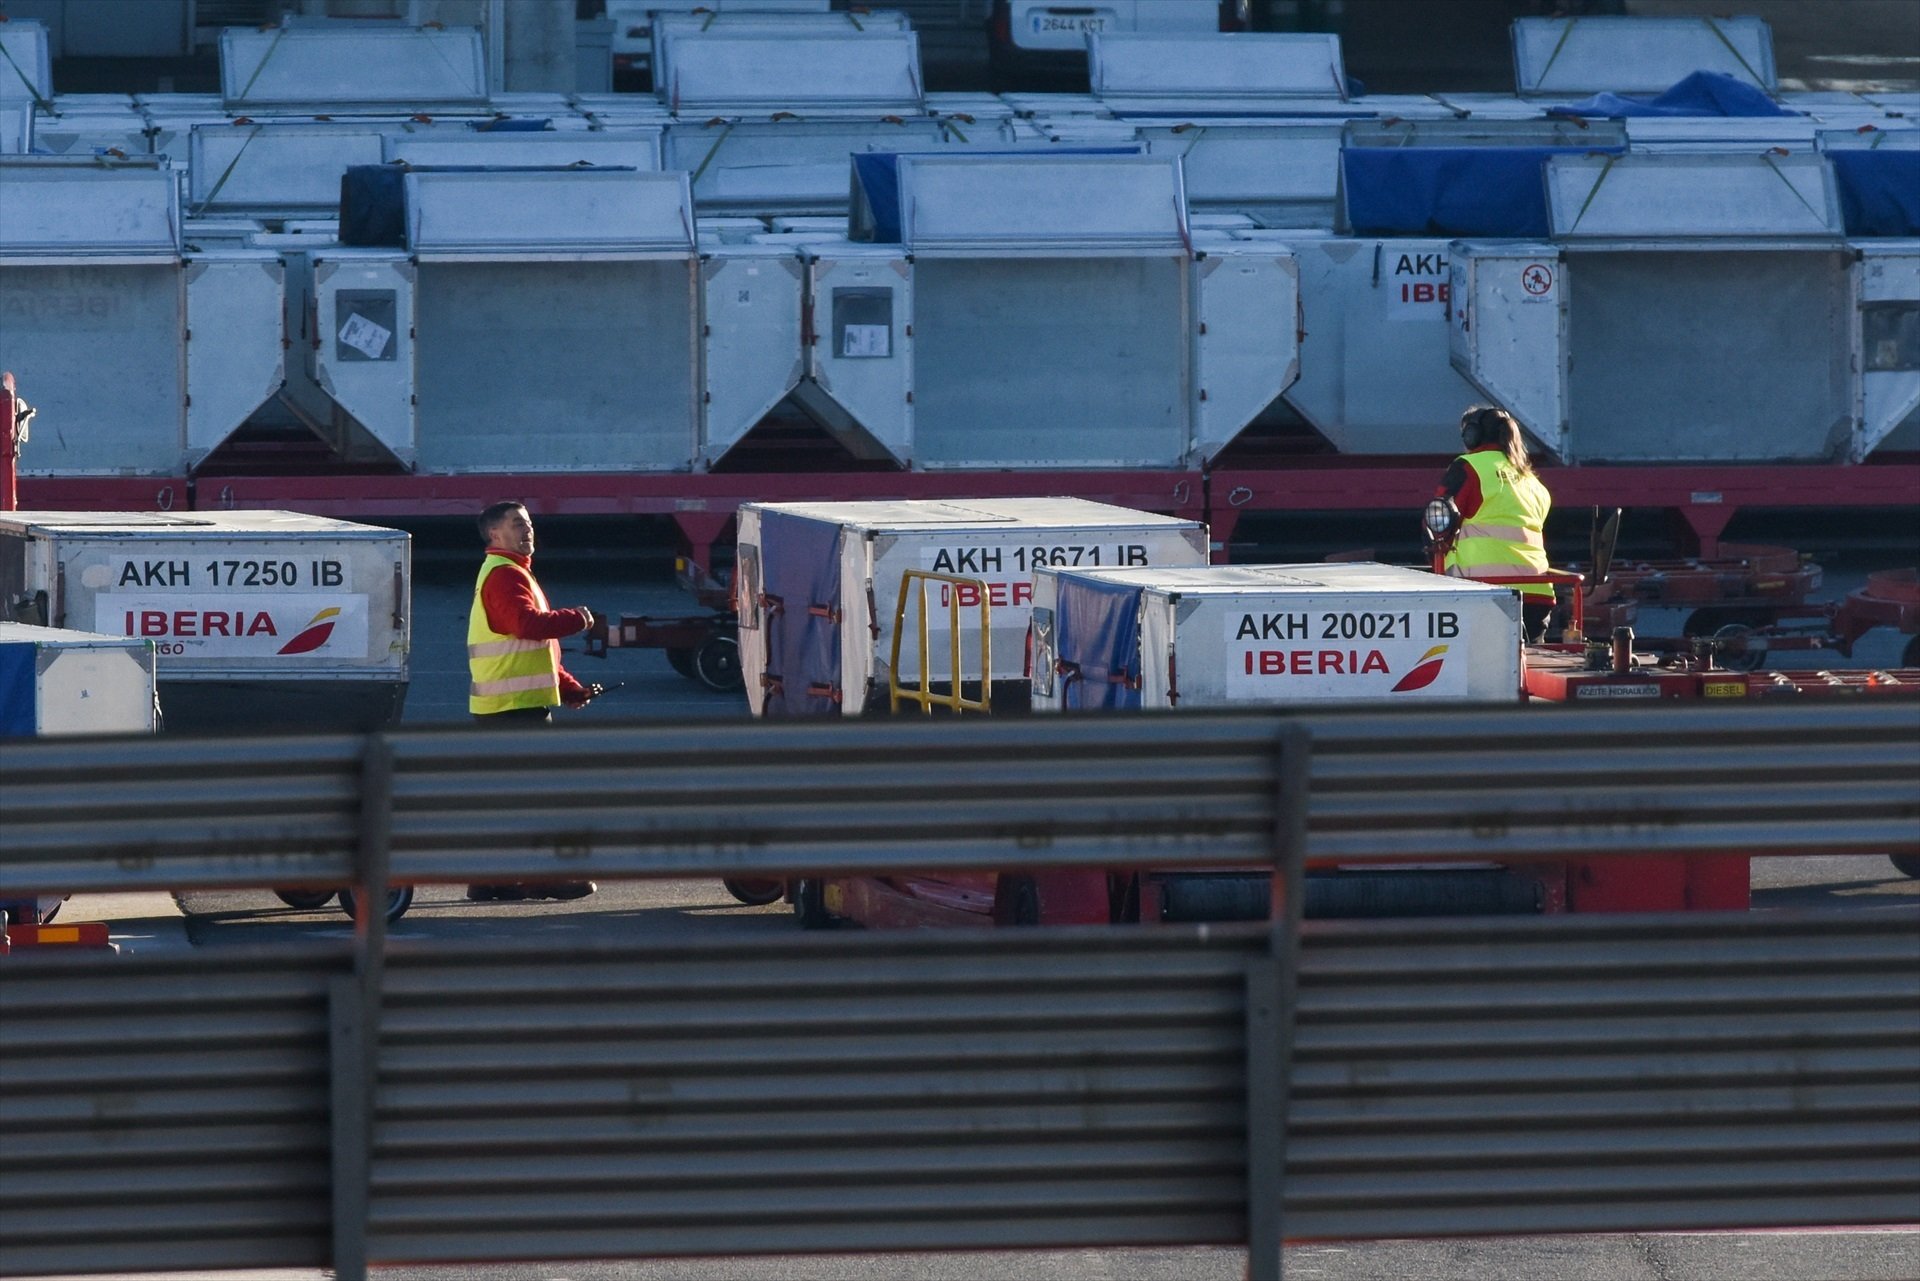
481,548,589,704
1434,445,1502,517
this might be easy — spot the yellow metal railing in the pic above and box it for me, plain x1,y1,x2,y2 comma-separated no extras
888,569,992,715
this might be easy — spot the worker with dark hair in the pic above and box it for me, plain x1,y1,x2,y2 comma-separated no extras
466,500,602,902
1435,406,1555,643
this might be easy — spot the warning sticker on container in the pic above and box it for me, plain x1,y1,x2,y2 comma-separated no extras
1225,609,1470,701
338,312,393,359
1519,262,1556,303
96,593,371,661
841,323,890,358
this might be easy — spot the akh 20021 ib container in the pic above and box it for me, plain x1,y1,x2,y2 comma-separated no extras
735,498,1209,717
1030,562,1524,711
0,511,408,732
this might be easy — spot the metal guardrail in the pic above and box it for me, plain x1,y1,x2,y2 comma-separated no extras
2,702,1917,1279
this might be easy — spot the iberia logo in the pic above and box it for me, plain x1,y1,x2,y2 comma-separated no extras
1390,644,1449,693
277,607,342,655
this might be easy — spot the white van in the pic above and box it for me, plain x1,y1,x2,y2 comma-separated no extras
987,0,1250,86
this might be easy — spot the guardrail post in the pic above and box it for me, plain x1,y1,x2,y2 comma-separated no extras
330,732,393,1281
1246,722,1310,1281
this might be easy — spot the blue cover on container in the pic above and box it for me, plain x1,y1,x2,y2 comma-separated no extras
0,643,36,737
852,147,1141,244
1342,145,1623,237
756,510,843,718
1052,576,1143,712
1547,70,1798,119
1830,150,1920,236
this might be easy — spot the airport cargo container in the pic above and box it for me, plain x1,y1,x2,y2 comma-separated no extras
1029,561,1523,711
736,497,1209,717
0,511,409,732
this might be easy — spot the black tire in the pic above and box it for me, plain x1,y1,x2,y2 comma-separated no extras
274,888,337,911
339,885,414,924
694,632,742,693
1891,854,1920,879
1903,634,1920,670
997,875,1041,927
665,647,697,680
793,879,835,929
723,877,785,906
1682,607,1772,637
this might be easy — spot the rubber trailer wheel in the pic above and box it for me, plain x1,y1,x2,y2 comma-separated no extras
694,632,743,693
339,885,415,924
1891,854,1920,880
1710,622,1767,673
793,879,835,929
1903,634,1920,670
665,647,697,680
723,877,785,906
274,888,337,911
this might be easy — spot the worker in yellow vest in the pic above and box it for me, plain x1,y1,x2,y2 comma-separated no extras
1436,406,1555,642
466,500,603,902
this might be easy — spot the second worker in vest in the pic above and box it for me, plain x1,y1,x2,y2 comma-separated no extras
467,500,604,903
1436,406,1555,643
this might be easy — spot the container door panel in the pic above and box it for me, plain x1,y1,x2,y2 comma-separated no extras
0,263,183,475
1193,248,1297,464
313,258,416,467
1450,243,1567,459
413,260,697,473
913,256,1186,469
700,253,804,466
1857,244,1920,460
185,256,284,468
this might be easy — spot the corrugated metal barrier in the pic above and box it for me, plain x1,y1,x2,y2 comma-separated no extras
2,703,1916,1279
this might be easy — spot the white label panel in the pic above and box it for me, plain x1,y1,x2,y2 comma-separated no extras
1224,606,1471,700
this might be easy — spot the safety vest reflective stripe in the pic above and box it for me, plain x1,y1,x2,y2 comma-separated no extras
467,637,548,658
1458,522,1545,549
470,672,561,698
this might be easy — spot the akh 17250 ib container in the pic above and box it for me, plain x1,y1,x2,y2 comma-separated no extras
735,497,1209,717
0,511,408,732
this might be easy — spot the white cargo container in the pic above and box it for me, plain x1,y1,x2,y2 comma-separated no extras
0,622,158,737
797,154,1298,470
1510,15,1776,97
1030,562,1523,711
0,512,409,732
0,156,285,476
220,23,489,113
305,167,799,473
736,498,1209,717
1450,152,1920,462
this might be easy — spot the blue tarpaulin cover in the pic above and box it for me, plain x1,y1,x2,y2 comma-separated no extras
0,643,37,737
1051,576,1142,712
1829,149,1920,237
756,511,843,718
1547,70,1798,119
852,147,1141,243
1342,144,1622,237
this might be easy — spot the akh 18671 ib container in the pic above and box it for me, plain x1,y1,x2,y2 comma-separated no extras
0,511,409,732
1030,561,1523,711
736,497,1209,717
0,622,158,737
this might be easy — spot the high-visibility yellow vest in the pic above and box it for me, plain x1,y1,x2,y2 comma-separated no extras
1444,450,1553,601
468,554,561,714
